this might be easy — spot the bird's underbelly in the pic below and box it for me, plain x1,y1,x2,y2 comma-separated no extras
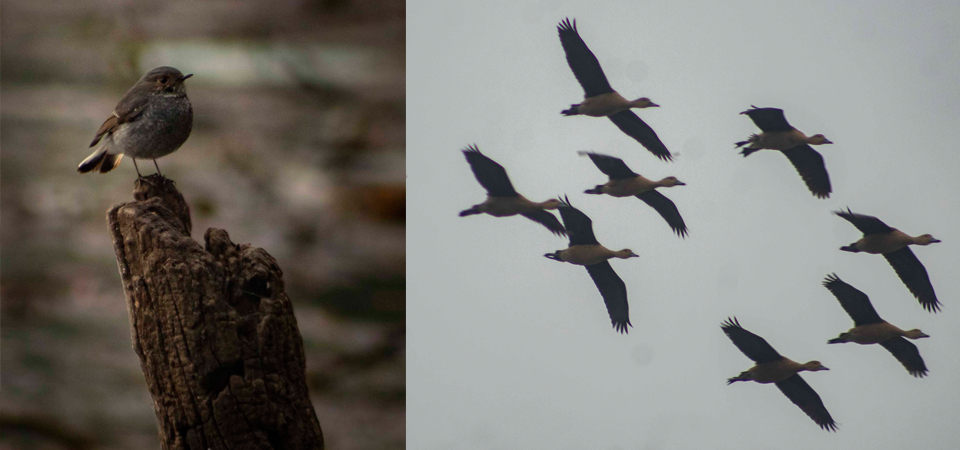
559,245,612,265
111,101,193,159
753,131,805,150
746,360,797,383
854,234,908,254
845,324,900,344
603,178,653,197
480,197,531,217
577,93,629,117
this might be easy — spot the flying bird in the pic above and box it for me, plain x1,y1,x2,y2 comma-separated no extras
823,274,929,377
721,317,837,431
557,18,672,162
459,145,566,236
834,208,941,312
544,197,636,333
579,151,687,237
736,106,832,198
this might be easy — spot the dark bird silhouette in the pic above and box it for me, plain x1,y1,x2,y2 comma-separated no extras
722,317,837,431
557,18,672,161
544,197,636,333
736,106,832,198
459,145,567,236
834,208,941,312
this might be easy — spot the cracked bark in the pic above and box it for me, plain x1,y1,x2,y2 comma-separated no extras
107,175,324,450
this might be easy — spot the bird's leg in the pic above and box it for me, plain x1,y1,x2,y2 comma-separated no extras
153,160,163,178
132,158,144,178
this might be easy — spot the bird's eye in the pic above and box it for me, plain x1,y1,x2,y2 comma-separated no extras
158,76,168,84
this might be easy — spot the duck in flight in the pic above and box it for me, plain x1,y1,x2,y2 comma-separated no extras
544,197,636,333
822,274,929,377
736,106,833,198
834,208,941,312
721,317,837,431
579,151,687,237
459,145,566,236
557,18,672,162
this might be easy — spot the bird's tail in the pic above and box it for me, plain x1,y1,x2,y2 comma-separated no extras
561,104,579,116
78,147,123,174
736,134,760,154
726,372,751,385
839,243,860,253
827,334,849,344
459,207,481,217
584,185,605,195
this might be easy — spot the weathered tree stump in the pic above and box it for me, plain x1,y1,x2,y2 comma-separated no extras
107,175,323,450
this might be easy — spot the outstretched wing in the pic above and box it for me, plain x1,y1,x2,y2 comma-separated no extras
520,210,567,237
557,197,599,246
636,191,688,238
585,261,631,333
833,209,894,236
462,145,518,197
782,145,831,199
883,247,941,313
822,273,883,326
775,374,838,431
558,18,614,98
741,106,792,132
578,151,637,179
721,317,783,364
879,337,928,378
608,111,673,161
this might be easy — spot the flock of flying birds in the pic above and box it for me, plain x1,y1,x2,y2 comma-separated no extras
457,18,943,431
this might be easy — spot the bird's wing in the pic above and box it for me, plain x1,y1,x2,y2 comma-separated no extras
883,247,941,312
833,209,894,236
821,274,883,326
520,210,567,237
585,261,631,333
720,317,783,364
608,111,673,161
558,197,599,246
462,145,519,197
557,18,614,98
91,90,151,147
781,145,832,199
579,151,637,179
635,190,688,238
775,374,838,431
879,337,928,378
741,107,793,132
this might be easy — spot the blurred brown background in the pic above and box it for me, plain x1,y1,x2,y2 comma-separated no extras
0,1,405,448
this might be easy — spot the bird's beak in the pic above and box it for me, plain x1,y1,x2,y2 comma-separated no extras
823,139,834,144
649,102,660,107
930,238,941,243
918,333,931,338
628,252,639,258
822,366,830,370
675,181,686,186
181,74,193,81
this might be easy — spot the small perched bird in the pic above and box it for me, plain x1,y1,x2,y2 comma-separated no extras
579,151,687,237
557,18,672,161
834,208,941,312
544,197,636,333
459,145,566,236
721,317,837,431
823,274,929,377
80,66,194,176
736,106,832,198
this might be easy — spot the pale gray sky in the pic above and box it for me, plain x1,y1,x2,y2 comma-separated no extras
408,1,960,448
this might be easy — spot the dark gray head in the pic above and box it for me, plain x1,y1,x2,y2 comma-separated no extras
139,66,193,95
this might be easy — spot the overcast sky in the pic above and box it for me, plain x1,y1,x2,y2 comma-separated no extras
408,1,960,448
